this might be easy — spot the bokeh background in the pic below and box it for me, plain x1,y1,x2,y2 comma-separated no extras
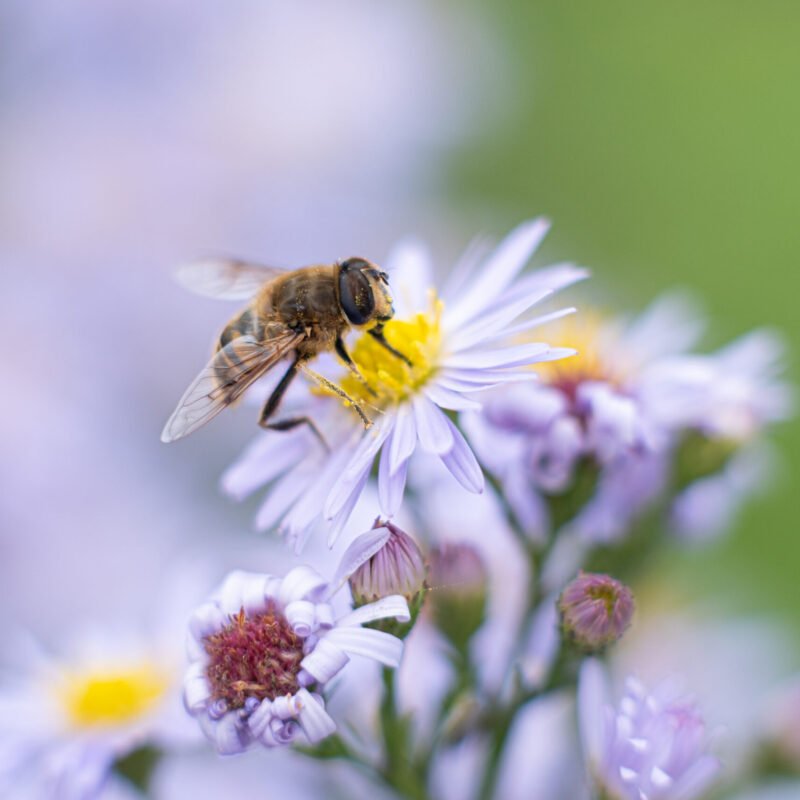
1,0,797,750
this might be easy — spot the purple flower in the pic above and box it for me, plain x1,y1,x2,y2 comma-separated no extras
184,528,410,753
559,572,634,653
579,659,721,800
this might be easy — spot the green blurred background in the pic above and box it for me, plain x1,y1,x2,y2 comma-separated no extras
445,1,799,625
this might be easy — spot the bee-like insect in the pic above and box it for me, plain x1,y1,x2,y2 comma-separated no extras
161,257,410,443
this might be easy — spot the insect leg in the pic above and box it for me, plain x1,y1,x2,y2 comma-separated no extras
259,357,328,449
335,336,377,397
298,363,373,429
368,326,413,367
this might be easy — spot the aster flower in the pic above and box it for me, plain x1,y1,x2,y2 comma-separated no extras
578,659,720,800
464,293,709,540
0,629,193,800
223,218,586,549
183,527,410,754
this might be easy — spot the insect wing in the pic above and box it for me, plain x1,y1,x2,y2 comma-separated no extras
161,332,303,442
175,259,287,300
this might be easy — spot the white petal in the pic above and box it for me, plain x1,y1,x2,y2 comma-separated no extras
285,600,316,638
443,342,551,370
300,637,350,684
326,469,370,547
324,626,404,667
296,688,337,744
413,395,454,455
378,443,409,517
329,526,392,594
324,420,391,519
278,566,327,605
188,602,227,643
671,756,722,800
337,595,411,627
423,383,482,411
221,435,307,501
247,699,274,739
183,662,211,713
254,466,309,531
206,711,248,756
578,658,609,771
446,218,551,330
215,571,272,616
388,403,417,475
440,418,484,493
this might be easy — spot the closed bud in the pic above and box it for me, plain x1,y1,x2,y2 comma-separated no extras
428,543,488,655
558,572,634,653
349,520,427,638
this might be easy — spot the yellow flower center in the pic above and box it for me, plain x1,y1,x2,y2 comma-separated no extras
534,312,615,392
60,664,168,729
337,293,443,409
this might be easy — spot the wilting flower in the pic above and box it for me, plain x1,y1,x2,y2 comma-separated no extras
184,528,410,754
349,520,427,636
0,630,192,800
223,219,586,549
578,659,720,800
559,572,634,653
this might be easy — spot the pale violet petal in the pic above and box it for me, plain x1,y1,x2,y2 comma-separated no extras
221,435,307,501
440,417,484,493
388,403,417,474
423,383,482,411
671,756,722,800
326,468,370,547
284,600,316,637
215,571,272,616
300,638,350,684
247,698,274,739
378,442,409,517
324,626,404,667
443,342,551,370
183,662,211,712
296,689,337,744
445,218,551,330
329,526,392,593
206,711,248,756
324,419,392,519
337,595,410,627
578,658,609,771
254,467,309,531
188,602,227,644
277,566,327,606
385,238,435,316
413,395,454,455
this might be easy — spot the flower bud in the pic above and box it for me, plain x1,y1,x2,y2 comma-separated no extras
558,572,634,653
349,520,427,637
428,543,488,655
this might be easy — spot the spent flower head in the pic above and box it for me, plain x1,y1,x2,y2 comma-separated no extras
184,528,410,754
559,572,634,653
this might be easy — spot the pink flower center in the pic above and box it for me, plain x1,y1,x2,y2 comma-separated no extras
203,605,305,709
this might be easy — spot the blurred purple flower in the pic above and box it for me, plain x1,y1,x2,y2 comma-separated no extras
578,659,720,800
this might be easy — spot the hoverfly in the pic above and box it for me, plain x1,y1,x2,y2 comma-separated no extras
161,258,410,443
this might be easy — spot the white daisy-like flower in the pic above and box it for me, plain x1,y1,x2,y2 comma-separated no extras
0,629,192,800
224,218,587,549
578,659,721,800
183,527,410,754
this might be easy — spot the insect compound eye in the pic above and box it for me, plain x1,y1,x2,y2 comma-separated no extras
339,258,376,325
